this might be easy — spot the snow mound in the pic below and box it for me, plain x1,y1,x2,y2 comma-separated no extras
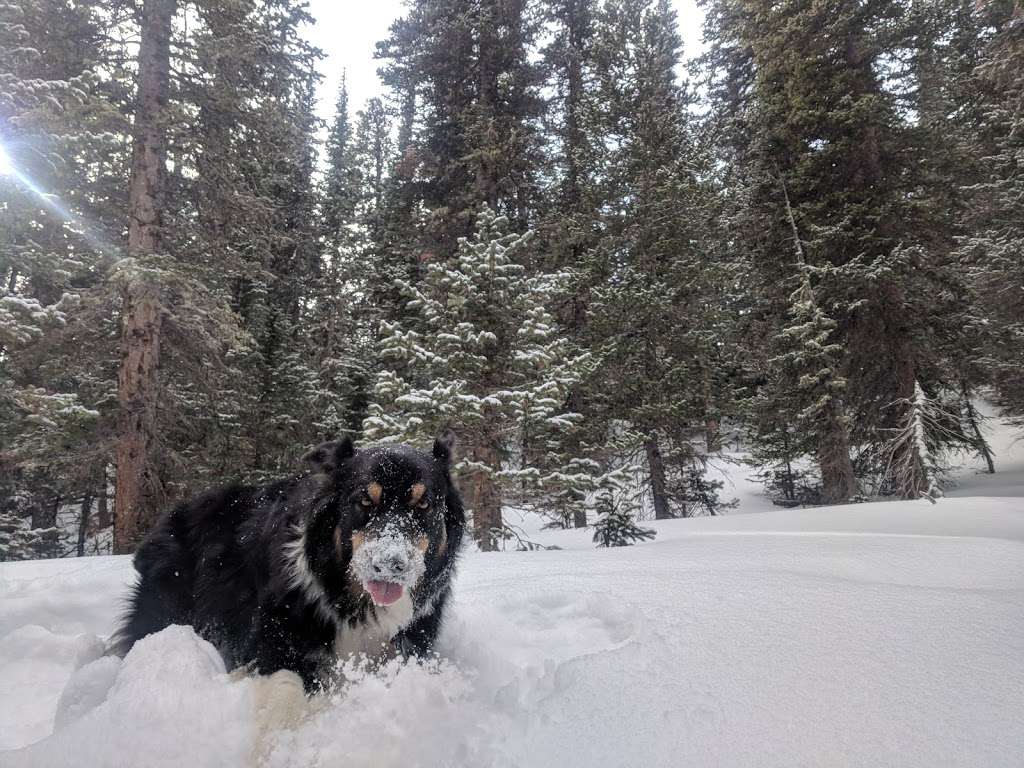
0,625,105,749
2,412,1023,766
5,626,252,767
265,658,504,768
53,654,120,730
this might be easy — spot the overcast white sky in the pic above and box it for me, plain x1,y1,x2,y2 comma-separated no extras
302,1,706,127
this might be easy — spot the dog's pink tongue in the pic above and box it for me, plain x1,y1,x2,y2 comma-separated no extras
366,580,404,606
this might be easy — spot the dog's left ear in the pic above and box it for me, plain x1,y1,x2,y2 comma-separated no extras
303,437,355,475
432,431,455,467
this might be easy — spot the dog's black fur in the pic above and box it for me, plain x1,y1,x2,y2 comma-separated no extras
114,438,465,691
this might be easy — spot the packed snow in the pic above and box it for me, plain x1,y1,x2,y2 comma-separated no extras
2,411,1023,767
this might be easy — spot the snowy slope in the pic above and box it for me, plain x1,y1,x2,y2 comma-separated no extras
2,414,1023,767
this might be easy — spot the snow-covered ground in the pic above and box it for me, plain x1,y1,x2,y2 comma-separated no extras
2,410,1023,767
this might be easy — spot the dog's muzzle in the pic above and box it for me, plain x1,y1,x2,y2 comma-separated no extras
351,524,426,606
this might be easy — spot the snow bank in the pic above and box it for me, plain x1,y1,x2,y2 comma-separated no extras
3,500,1022,767
5,626,252,767
2,411,1022,766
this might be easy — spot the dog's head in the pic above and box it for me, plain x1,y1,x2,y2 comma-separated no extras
301,436,461,610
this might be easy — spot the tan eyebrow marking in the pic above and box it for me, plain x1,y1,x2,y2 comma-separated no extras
366,482,382,505
409,482,426,505
416,535,429,554
350,530,366,552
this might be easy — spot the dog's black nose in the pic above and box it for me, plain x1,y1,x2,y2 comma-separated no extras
371,556,408,576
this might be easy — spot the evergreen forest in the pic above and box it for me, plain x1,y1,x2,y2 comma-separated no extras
1,0,1022,558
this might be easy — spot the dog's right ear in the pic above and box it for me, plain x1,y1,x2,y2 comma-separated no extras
302,437,355,475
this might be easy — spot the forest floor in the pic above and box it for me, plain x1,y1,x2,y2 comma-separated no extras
1,408,1022,767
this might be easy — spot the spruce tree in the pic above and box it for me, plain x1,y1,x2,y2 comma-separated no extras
534,0,604,527
308,87,376,442
322,74,359,250
377,0,544,257
1,0,124,548
960,3,1024,421
364,207,594,550
2,0,359,552
584,0,723,518
351,98,394,250
876,380,982,500
703,0,988,498
592,485,655,548
765,174,857,503
175,0,327,481
0,509,59,561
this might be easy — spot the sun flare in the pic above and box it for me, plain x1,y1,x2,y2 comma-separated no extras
0,143,15,176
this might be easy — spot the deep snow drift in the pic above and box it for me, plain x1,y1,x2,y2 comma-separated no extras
2,414,1023,767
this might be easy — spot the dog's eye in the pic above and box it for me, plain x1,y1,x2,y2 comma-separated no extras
359,498,372,508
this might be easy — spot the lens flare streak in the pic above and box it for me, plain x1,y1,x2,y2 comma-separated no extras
0,142,119,256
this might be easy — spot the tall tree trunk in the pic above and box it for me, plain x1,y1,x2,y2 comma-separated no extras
31,493,59,530
396,83,415,158
817,400,858,504
702,366,721,453
77,493,93,557
962,384,995,474
562,0,586,208
114,0,175,555
562,0,592,532
645,436,672,520
475,17,501,210
469,433,503,552
95,468,111,532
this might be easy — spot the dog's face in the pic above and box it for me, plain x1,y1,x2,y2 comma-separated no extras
304,438,455,609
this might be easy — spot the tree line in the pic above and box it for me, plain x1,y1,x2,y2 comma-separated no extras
1,0,1021,558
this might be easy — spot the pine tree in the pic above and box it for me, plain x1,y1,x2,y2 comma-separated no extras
960,3,1024,421
703,0,987,498
377,0,545,257
0,510,59,561
349,97,408,330
364,207,594,550
3,0,356,554
534,0,603,527
351,98,394,249
583,0,723,518
592,485,655,548
322,74,359,249
877,380,982,499
6,0,335,541
542,0,596,222
1,0,126,550
168,0,329,482
765,173,857,503
672,465,739,516
307,90,396,445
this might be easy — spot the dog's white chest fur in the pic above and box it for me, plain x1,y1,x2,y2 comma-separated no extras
333,592,414,658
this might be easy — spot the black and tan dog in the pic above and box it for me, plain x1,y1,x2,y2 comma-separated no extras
114,437,465,692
